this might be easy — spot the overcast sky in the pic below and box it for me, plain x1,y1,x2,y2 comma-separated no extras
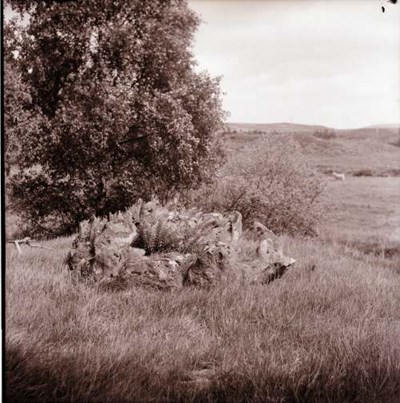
189,0,400,128
5,1,399,129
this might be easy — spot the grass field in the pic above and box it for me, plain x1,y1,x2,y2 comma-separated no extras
5,237,400,402
322,177,400,241
5,178,400,402
5,124,400,402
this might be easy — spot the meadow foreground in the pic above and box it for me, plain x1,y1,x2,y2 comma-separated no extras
5,180,400,402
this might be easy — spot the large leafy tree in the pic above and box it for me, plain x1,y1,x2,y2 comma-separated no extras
6,0,225,236
4,19,39,176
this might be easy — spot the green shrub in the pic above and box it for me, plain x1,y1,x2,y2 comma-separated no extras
353,169,375,177
313,128,337,140
188,134,326,236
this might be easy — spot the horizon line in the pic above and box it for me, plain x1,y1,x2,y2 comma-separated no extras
225,121,400,131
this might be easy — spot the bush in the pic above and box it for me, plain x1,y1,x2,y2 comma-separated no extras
188,134,325,236
353,169,374,177
313,128,337,140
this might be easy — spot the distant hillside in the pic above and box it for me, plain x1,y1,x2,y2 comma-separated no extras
227,122,329,133
365,124,400,130
223,122,400,176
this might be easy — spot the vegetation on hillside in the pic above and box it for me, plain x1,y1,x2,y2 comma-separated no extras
223,124,400,177
313,128,337,140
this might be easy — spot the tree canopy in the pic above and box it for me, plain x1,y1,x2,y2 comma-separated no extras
6,0,226,236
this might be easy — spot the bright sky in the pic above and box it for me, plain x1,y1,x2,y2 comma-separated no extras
189,0,400,128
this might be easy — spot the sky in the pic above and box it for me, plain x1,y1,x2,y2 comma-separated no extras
5,1,399,129
189,0,400,128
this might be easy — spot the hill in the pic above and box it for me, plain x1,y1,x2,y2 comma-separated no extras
366,124,400,130
227,122,329,133
224,123,400,176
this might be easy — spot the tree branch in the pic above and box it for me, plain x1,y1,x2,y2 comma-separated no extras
7,237,55,254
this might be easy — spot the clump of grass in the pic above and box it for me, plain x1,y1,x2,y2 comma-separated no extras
5,232,400,402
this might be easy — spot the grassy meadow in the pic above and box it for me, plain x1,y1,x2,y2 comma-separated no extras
5,125,400,402
320,177,400,255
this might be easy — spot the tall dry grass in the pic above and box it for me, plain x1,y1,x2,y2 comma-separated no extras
5,234,400,402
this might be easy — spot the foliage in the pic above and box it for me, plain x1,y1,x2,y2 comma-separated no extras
313,128,337,140
133,209,205,256
188,134,326,236
6,0,225,237
4,19,43,175
353,168,374,177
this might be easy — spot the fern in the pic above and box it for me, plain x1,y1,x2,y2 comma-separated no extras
72,198,232,273
134,217,182,255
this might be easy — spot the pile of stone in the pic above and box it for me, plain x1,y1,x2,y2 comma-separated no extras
67,199,295,290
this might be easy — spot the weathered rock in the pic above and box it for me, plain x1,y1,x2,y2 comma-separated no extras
228,211,242,246
68,200,295,290
257,235,295,266
260,260,295,284
252,221,282,255
94,221,138,250
196,211,242,247
68,216,138,281
66,244,92,277
184,242,235,287
130,247,146,257
179,212,243,287
93,249,122,280
246,230,295,284
236,223,296,285
90,220,138,280
257,238,283,263
121,251,194,290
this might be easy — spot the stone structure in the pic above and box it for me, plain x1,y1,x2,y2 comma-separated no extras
67,200,295,290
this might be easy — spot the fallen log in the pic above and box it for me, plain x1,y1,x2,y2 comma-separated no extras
7,237,55,254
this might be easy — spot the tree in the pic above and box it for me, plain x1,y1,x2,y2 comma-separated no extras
6,0,226,237
3,19,40,176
